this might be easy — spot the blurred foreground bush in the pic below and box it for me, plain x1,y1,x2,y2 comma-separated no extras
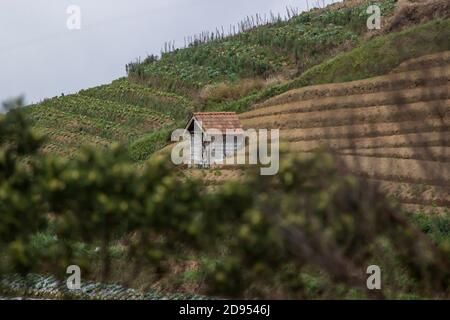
0,100,448,299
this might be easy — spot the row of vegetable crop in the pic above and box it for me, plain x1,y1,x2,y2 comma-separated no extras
26,106,145,143
25,82,187,159
32,95,172,131
34,126,111,149
131,1,397,92
80,78,194,121
1,274,209,300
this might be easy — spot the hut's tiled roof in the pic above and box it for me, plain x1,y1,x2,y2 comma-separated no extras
193,112,243,133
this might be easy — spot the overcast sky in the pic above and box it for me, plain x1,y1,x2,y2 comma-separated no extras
0,0,339,112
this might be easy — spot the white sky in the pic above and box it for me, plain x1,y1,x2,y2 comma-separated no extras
0,0,340,112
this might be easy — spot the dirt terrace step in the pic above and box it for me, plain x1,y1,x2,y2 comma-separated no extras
336,146,450,162
392,51,450,74
241,84,450,120
372,179,450,207
278,118,449,142
335,155,449,186
284,131,449,152
401,204,449,215
253,65,450,110
192,165,449,211
242,99,450,130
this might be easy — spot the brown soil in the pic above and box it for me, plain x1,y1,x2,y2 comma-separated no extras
242,99,449,130
184,169,245,186
278,118,448,142
373,179,450,206
241,85,450,121
337,146,450,162
393,51,450,73
285,131,449,152
183,53,450,214
335,154,449,185
385,0,450,33
402,203,449,215
253,64,450,110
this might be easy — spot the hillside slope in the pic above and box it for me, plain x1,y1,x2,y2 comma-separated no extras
201,51,449,215
24,78,193,159
26,0,403,159
21,1,450,216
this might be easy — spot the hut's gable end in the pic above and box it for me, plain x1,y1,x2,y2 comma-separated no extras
184,112,244,167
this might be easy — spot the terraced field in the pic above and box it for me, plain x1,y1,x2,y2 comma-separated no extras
24,79,193,157
210,52,450,215
24,2,449,163
22,2,448,216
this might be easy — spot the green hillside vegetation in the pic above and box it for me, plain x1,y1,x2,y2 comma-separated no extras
24,83,190,158
128,0,396,92
24,0,397,159
24,0,449,161
25,95,173,157
221,18,450,112
79,78,193,121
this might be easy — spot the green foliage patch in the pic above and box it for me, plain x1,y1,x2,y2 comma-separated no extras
129,1,396,92
219,18,450,113
80,78,193,121
128,126,176,162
